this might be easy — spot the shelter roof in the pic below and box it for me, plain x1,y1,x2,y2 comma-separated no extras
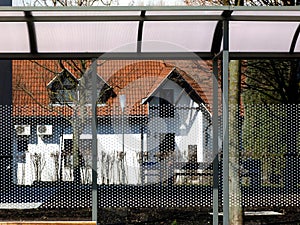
1,6,300,60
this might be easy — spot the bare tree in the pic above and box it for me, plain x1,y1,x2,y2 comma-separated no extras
19,0,118,6
50,151,60,181
31,152,46,182
183,0,292,5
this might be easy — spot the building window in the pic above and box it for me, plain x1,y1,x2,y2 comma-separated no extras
188,145,197,163
62,139,91,168
47,69,115,106
79,139,92,167
158,133,175,160
159,89,174,118
62,139,73,167
16,138,28,163
47,69,78,105
53,89,77,104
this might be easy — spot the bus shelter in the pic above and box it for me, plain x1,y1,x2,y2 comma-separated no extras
0,6,300,225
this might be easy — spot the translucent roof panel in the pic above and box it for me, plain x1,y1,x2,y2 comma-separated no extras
0,11,24,17
229,21,299,52
35,22,139,53
142,21,217,52
0,22,29,53
145,10,223,16
231,10,300,17
0,6,300,59
31,11,141,17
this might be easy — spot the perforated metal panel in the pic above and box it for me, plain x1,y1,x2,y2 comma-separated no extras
239,104,300,207
2,59,299,223
0,60,215,216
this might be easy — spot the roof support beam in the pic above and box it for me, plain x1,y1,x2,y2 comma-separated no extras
1,52,300,60
25,11,38,54
137,10,145,53
211,10,232,55
290,24,300,54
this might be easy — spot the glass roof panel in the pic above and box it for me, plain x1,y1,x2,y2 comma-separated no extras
35,22,139,53
32,11,141,16
142,21,217,52
0,7,300,58
232,11,300,17
0,11,24,16
146,10,222,16
0,22,29,52
230,21,298,52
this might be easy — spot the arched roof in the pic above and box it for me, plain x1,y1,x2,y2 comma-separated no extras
1,6,300,59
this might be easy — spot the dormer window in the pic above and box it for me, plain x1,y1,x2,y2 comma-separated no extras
159,89,174,118
78,69,116,105
47,69,78,105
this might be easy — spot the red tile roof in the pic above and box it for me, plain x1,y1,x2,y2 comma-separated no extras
12,60,215,117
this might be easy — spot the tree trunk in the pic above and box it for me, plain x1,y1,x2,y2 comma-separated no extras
284,60,300,192
229,60,243,225
225,0,244,220
72,115,81,184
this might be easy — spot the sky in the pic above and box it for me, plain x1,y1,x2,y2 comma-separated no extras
12,0,185,6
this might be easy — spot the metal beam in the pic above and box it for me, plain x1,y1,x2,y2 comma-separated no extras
222,19,230,225
137,10,145,53
25,11,37,54
212,57,219,225
1,14,300,22
0,5,230,11
91,59,98,223
1,52,300,60
290,24,300,54
2,5,300,11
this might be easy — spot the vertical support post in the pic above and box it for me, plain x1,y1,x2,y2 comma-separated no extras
212,57,219,225
91,59,98,223
119,94,126,184
0,0,13,192
122,109,125,184
222,19,230,225
140,126,144,185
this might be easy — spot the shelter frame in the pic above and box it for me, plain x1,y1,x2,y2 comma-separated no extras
1,5,300,225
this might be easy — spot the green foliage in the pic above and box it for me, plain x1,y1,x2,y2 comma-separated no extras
171,219,178,225
242,104,285,157
242,59,300,184
242,59,299,157
243,59,300,104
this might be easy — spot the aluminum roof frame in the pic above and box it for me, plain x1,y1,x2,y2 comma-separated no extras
0,6,300,59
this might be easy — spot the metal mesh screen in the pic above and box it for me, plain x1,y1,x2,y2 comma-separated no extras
1,59,299,222
2,104,214,209
229,104,300,208
0,60,215,219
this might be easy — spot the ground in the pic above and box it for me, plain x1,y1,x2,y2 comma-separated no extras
1,207,300,225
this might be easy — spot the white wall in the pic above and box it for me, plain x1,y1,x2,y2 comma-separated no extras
97,133,146,184
17,136,60,185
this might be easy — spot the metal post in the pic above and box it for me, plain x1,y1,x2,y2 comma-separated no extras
0,0,12,192
91,59,98,223
122,110,125,184
212,57,219,225
222,19,230,225
119,95,126,184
